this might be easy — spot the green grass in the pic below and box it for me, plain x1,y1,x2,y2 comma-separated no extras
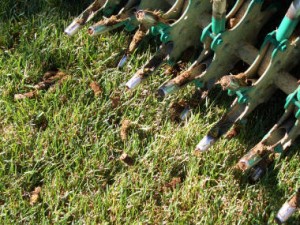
0,0,299,224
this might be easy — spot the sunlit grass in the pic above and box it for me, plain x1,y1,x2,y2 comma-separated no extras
0,0,299,224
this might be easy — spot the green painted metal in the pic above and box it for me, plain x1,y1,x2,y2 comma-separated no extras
63,0,300,215
125,0,213,89
274,144,284,154
66,0,300,182
276,16,299,42
204,35,300,152
193,79,204,88
238,151,263,171
232,1,300,180
123,16,139,32
211,0,226,34
285,86,300,119
159,0,275,98
89,0,177,36
195,0,300,153
102,0,126,16
150,22,172,43
117,0,188,68
212,17,226,34
160,0,211,63
228,88,249,104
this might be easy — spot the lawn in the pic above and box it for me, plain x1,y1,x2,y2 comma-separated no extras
0,0,299,224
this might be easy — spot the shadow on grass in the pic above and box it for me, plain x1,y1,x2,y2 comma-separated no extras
0,0,92,21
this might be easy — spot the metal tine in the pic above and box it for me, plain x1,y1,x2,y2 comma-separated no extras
195,0,300,153
157,0,277,100
117,0,188,68
65,0,129,36
126,42,174,89
87,0,139,36
125,0,213,89
88,0,176,36
163,0,188,20
275,189,300,224
239,83,300,182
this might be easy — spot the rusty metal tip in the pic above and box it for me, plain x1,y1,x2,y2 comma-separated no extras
136,10,146,19
238,161,248,171
88,27,94,35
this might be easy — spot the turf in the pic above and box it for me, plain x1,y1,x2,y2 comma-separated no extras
0,0,299,224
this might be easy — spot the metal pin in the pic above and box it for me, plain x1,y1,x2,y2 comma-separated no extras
118,54,129,68
180,106,191,121
238,151,263,171
249,166,265,183
65,21,82,36
126,74,143,89
88,22,125,36
157,82,180,98
195,135,216,152
276,202,297,224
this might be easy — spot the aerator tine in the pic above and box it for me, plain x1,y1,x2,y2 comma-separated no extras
116,19,149,69
237,84,300,182
65,0,104,36
64,0,137,36
125,0,213,89
88,12,134,36
88,0,140,36
87,0,182,68
157,0,278,99
88,0,178,36
275,189,300,224
117,2,187,69
126,42,174,89
195,0,300,153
